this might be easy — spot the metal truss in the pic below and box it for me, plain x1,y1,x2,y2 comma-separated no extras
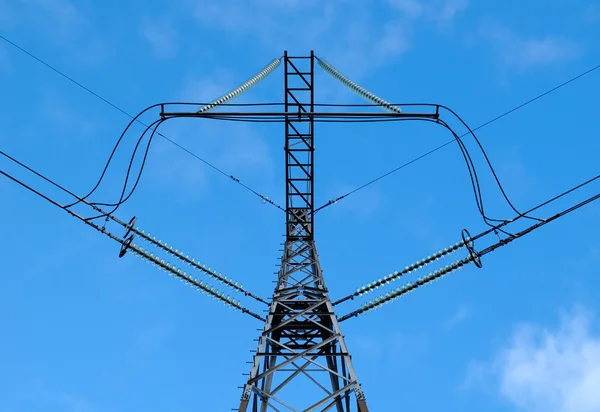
237,52,369,412
3,46,600,412
284,51,315,242
238,240,369,411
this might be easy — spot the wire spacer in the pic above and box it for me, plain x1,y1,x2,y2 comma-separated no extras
461,228,482,268
124,215,137,239
119,235,134,258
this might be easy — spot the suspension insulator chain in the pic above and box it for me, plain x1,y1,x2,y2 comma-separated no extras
333,238,468,306
316,57,402,114
197,57,282,113
129,242,266,321
111,214,270,305
339,256,474,321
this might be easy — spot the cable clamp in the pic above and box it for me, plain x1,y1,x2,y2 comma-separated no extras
461,228,482,268
119,215,137,258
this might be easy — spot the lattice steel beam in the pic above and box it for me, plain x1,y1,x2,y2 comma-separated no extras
237,51,370,412
285,51,315,242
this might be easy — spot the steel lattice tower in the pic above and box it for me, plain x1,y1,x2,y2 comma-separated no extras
5,43,597,412
238,52,370,412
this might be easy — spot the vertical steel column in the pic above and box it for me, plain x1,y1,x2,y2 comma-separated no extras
237,52,370,412
285,50,315,243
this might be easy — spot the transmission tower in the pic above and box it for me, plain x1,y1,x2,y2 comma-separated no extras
2,44,600,412
237,51,369,411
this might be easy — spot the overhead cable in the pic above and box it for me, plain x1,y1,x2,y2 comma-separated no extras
339,175,600,321
0,34,281,211
0,150,269,307
318,61,600,211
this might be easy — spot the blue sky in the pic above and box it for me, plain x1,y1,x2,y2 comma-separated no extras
1,0,600,411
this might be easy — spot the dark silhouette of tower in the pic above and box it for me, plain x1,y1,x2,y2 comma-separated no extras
2,40,597,412
237,52,370,412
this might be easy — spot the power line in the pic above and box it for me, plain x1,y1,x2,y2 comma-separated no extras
0,148,272,306
0,34,283,211
316,61,600,212
332,169,600,307
166,101,536,226
0,165,267,320
6,30,598,218
3,48,599,410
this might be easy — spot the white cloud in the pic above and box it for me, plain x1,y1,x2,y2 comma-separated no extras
375,22,411,62
189,0,427,79
477,24,580,71
438,0,469,22
141,18,178,59
22,0,83,33
181,72,236,103
509,37,579,69
192,0,328,36
469,307,600,412
262,0,318,6
177,74,275,176
387,0,468,22
138,73,276,198
189,0,467,87
387,0,424,18
2,0,109,66
1,0,83,34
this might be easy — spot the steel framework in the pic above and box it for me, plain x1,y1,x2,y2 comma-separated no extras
3,44,599,412
238,52,369,412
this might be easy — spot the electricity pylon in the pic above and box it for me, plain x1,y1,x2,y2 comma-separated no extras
238,51,369,412
2,46,599,412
